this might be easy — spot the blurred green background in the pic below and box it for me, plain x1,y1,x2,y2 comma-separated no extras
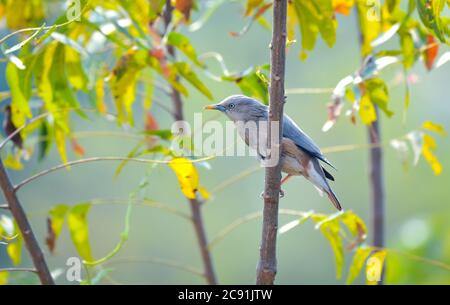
1,1,449,284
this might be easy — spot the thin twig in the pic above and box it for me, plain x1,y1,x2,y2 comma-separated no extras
286,88,334,95
90,198,191,221
14,155,214,191
0,204,9,210
209,209,310,250
210,165,261,194
257,0,287,285
0,268,38,273
103,256,205,279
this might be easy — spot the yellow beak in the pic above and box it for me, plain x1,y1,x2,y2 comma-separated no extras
204,104,225,111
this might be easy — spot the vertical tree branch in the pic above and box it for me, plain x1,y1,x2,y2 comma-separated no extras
162,0,218,285
256,0,287,285
0,158,54,285
355,7,385,283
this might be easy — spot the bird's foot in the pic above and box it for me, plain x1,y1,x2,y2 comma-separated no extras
260,189,285,199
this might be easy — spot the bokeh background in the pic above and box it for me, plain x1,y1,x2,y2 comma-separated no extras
1,1,449,284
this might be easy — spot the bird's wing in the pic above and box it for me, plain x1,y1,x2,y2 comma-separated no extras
282,114,335,169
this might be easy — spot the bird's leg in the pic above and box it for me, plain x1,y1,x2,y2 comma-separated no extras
280,174,293,185
259,174,292,199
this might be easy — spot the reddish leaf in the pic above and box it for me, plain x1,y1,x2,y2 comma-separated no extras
149,47,171,78
45,217,56,254
175,0,193,22
230,3,272,37
424,34,439,71
71,138,86,157
145,112,159,149
145,112,159,131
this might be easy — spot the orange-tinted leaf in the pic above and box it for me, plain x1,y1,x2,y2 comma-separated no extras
333,0,354,15
145,112,159,131
175,0,193,22
71,138,86,157
424,34,439,71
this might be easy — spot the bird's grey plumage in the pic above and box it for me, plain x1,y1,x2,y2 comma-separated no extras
205,95,342,210
214,95,335,169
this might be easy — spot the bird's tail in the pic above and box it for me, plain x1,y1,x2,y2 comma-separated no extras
308,159,343,211
326,188,342,211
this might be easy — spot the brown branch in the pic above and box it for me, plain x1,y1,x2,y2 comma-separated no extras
0,159,54,285
162,0,218,285
256,0,287,285
355,7,385,283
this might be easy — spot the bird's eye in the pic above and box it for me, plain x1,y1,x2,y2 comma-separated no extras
228,103,235,109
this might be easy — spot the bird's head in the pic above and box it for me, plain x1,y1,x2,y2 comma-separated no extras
204,95,267,122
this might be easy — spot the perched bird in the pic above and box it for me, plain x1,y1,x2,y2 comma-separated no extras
205,95,342,211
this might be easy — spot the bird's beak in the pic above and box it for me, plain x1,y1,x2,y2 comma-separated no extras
204,104,226,111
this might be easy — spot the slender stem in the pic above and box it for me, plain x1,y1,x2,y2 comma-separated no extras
256,0,287,285
0,267,38,273
162,0,218,285
0,158,54,285
14,155,214,191
354,6,385,283
103,256,205,279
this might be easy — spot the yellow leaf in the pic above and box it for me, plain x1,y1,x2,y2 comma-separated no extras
356,0,381,56
49,204,69,239
198,185,210,201
169,158,199,199
346,246,372,284
0,271,8,285
340,210,367,238
55,126,69,165
67,203,93,261
359,95,377,125
65,46,88,91
3,154,24,171
366,249,387,285
316,219,344,279
287,2,297,43
422,121,447,137
422,134,442,175
95,77,107,113
6,222,22,266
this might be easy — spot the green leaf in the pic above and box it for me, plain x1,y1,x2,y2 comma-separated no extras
173,62,213,100
399,30,415,69
67,203,93,261
49,204,70,239
0,271,8,285
167,32,205,67
366,78,394,117
416,0,447,42
6,61,32,129
346,247,373,284
314,217,344,279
